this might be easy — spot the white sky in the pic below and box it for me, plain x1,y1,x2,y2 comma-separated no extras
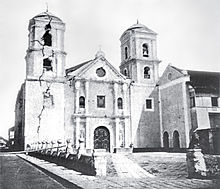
0,0,220,139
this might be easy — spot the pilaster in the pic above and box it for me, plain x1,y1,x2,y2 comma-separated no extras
115,118,120,148
75,117,80,148
75,81,80,114
113,83,118,115
85,81,89,114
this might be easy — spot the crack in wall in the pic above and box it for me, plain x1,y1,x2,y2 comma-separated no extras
37,82,53,134
34,17,57,141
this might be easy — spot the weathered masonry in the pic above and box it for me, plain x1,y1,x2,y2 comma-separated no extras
13,11,220,154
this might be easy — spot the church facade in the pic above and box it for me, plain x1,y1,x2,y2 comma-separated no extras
13,12,220,153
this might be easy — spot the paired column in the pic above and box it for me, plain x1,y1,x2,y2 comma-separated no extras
75,117,80,148
115,118,120,148
85,81,89,114
75,81,80,114
122,83,127,115
113,83,118,115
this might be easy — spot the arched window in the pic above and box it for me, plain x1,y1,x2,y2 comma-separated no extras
79,96,85,108
124,68,128,77
173,130,180,149
43,58,53,71
125,47,128,59
117,98,123,109
144,66,150,79
163,131,169,148
142,43,149,57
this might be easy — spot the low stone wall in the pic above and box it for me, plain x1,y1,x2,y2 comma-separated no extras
29,150,107,176
133,147,186,153
204,154,220,178
186,149,220,179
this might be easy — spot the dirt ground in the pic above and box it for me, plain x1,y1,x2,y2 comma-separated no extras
126,152,188,179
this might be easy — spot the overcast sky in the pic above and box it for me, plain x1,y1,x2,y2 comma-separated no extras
0,0,220,139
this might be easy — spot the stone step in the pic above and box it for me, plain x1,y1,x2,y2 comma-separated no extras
112,154,155,178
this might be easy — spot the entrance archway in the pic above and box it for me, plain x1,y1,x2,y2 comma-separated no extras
173,130,180,149
94,126,110,152
163,131,169,148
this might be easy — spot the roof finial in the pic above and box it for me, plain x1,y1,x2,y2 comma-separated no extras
137,19,139,24
99,45,102,51
46,2,49,12
95,45,105,58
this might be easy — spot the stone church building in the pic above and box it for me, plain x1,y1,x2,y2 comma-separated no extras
13,11,220,153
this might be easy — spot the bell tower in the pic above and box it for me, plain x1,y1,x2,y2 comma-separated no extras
120,22,160,85
25,11,66,81
24,11,66,149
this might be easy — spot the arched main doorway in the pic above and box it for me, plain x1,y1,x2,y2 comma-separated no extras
173,130,180,149
163,131,169,149
94,126,110,152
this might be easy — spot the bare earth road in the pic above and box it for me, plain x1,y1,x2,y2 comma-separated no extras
0,152,219,189
0,153,76,189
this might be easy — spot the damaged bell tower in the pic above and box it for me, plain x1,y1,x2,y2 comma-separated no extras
24,11,66,149
26,11,66,80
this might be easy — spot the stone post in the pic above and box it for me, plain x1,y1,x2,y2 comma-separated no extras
45,141,49,152
42,141,46,149
51,140,56,153
37,142,41,150
65,139,73,154
57,139,62,154
93,151,107,176
186,149,207,178
78,138,86,155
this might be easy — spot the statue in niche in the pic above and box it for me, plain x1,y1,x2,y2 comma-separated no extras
119,130,124,147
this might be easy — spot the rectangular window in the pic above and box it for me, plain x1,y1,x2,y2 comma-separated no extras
190,97,195,108
145,98,154,111
211,97,218,107
97,96,105,108
43,58,53,71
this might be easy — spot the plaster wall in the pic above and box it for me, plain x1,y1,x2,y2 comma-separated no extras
160,83,187,148
24,80,65,148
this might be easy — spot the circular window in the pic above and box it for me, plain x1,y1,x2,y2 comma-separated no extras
96,67,106,77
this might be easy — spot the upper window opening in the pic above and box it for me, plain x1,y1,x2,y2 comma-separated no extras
42,31,52,46
145,98,154,111
41,20,52,47
144,66,150,79
168,73,172,80
79,96,85,108
97,96,105,108
125,47,128,59
146,99,152,109
117,98,123,109
142,43,149,57
211,97,218,107
190,96,195,108
124,69,128,77
189,91,195,108
43,58,53,71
